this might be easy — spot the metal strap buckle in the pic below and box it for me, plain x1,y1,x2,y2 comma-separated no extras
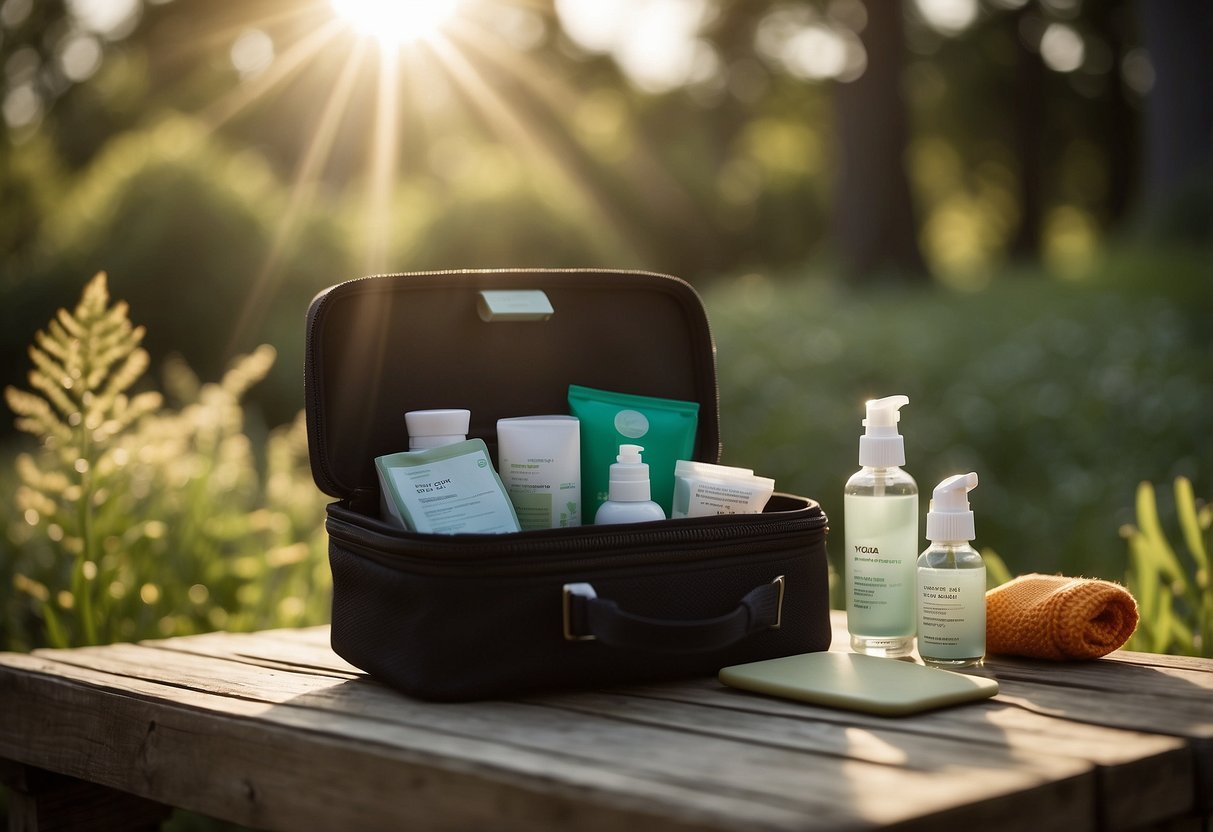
771,575,786,630
562,582,598,642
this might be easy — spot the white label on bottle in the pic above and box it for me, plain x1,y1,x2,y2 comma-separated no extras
844,493,918,638
917,567,987,659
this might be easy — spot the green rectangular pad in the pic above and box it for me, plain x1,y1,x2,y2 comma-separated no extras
719,652,999,716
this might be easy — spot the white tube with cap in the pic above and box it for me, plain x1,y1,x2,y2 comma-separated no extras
497,415,581,530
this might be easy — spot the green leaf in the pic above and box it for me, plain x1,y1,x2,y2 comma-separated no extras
1135,481,1193,593
982,547,1014,589
1175,477,1208,574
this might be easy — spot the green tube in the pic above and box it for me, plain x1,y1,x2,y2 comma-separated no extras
568,384,698,520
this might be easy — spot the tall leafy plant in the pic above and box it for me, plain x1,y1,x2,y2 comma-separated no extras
1123,477,1211,657
5,273,329,649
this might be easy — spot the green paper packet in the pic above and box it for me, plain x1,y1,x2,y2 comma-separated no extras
375,439,521,535
568,384,699,520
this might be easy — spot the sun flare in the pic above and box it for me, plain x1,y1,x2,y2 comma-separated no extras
329,0,462,46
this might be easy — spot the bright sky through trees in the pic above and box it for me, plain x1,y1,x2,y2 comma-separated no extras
329,0,462,46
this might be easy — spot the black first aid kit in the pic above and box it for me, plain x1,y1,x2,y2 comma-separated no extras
304,269,831,701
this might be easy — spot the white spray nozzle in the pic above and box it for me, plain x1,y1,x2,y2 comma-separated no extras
858,395,909,467
926,471,979,542
617,444,644,464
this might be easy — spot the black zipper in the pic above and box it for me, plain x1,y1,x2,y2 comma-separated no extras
326,505,825,578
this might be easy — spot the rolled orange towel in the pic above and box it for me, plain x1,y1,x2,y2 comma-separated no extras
985,573,1139,660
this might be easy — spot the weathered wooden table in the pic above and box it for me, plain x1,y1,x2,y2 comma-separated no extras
1,609,1210,831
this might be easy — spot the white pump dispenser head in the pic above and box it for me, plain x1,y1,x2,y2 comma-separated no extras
926,472,979,542
608,444,652,502
858,395,909,467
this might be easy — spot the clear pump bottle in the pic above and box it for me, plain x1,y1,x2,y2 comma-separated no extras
917,472,986,667
844,395,919,657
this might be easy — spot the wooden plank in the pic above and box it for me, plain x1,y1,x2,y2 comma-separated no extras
141,621,1208,827
1103,650,1213,674
0,656,811,832
988,676,1212,738
139,629,361,677
4,613,1212,832
9,650,1081,832
137,635,1126,827
989,677,1213,819
1,646,1097,832
125,623,1212,830
825,609,1213,822
580,679,1194,832
988,656,1213,708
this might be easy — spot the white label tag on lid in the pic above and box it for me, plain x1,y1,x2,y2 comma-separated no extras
477,290,554,322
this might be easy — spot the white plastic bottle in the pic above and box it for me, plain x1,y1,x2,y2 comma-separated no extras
405,409,470,449
380,409,471,525
594,444,667,525
917,472,986,667
497,415,581,530
844,395,919,657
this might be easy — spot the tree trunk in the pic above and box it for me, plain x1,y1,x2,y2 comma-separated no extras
1090,0,1138,229
1138,0,1213,234
1008,6,1046,261
831,0,928,280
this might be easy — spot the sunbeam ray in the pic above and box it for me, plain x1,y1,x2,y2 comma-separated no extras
224,39,371,360
152,5,330,73
363,44,401,273
201,18,348,132
424,34,644,263
448,21,712,239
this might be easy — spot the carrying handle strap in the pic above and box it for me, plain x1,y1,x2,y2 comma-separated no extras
562,576,785,653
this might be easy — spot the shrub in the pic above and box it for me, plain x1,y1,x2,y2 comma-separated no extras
705,260,1211,585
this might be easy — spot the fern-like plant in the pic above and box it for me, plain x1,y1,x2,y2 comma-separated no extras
5,273,329,649
1123,477,1212,657
6,273,162,645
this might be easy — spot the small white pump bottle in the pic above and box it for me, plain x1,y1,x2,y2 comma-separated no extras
917,472,986,667
844,395,919,657
594,444,667,525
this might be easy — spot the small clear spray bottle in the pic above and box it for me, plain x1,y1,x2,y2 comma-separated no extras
916,472,986,667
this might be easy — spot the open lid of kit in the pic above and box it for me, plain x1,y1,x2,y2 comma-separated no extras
304,269,720,501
